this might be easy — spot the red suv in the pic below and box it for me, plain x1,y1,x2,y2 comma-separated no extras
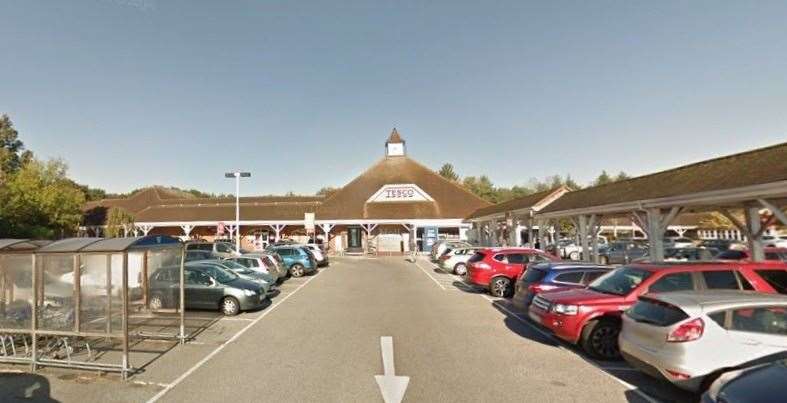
466,248,559,297
527,261,787,360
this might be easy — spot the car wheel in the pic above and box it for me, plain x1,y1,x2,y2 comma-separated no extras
599,256,609,265
489,277,512,298
581,319,621,360
453,263,467,276
569,251,580,261
221,297,240,316
149,294,164,311
290,264,305,278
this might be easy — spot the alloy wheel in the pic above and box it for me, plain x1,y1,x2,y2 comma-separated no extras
150,296,163,311
222,298,239,316
491,278,510,297
590,324,620,359
454,263,467,276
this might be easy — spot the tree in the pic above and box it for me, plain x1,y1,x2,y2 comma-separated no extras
593,170,614,186
105,207,135,237
0,159,85,238
614,171,630,182
316,187,339,197
0,114,32,175
463,175,498,203
438,163,459,182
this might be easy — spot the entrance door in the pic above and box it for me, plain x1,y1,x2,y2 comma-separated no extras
348,227,363,250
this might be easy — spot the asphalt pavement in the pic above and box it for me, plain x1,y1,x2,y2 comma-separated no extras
0,256,696,403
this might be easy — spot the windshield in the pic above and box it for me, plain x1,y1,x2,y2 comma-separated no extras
588,267,652,296
201,265,238,283
219,260,248,270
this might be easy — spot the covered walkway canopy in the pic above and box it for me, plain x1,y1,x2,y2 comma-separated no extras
0,235,186,379
537,142,787,261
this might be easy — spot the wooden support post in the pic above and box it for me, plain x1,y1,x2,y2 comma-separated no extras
30,254,37,372
744,206,765,261
646,209,666,262
588,215,599,263
578,215,590,262
106,254,112,335
179,244,186,344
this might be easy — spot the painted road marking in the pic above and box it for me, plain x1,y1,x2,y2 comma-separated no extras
146,268,325,403
375,336,410,403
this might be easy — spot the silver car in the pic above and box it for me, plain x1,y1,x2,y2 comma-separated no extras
620,290,787,392
437,247,482,276
430,240,471,262
228,254,287,282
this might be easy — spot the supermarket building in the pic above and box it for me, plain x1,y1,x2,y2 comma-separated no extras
82,130,490,254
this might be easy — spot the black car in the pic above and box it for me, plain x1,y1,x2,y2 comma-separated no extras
702,358,787,403
597,241,649,265
148,264,266,316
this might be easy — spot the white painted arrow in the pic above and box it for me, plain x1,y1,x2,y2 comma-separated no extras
375,336,410,403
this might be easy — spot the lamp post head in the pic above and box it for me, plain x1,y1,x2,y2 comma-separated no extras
225,172,251,178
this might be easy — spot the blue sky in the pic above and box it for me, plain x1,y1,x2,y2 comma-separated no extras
2,0,786,196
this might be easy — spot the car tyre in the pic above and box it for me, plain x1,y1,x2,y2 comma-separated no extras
580,319,621,360
453,263,467,276
569,251,580,261
221,296,240,316
489,277,513,298
290,264,305,278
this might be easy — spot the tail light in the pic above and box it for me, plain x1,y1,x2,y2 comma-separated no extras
667,318,704,342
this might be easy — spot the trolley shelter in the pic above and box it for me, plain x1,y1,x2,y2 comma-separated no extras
0,236,186,379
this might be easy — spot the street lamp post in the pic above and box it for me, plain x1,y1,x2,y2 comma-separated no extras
225,171,251,253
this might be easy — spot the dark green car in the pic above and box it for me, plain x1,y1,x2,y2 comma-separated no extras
149,264,266,316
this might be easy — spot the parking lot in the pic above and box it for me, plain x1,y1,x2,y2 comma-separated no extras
1,256,700,403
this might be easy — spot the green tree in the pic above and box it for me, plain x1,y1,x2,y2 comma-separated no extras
0,114,32,175
463,175,497,203
316,187,339,197
614,171,630,182
593,170,614,186
0,159,85,238
438,163,459,182
105,207,135,237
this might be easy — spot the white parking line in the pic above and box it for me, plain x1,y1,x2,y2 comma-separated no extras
480,294,661,403
145,268,325,403
414,260,446,290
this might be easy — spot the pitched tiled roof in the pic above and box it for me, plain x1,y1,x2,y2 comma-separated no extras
540,142,787,215
134,202,321,222
317,157,490,220
466,187,569,220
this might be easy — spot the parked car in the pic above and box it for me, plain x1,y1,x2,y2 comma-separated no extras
597,241,649,265
560,236,609,261
189,260,274,292
268,245,317,277
664,237,696,248
186,242,241,258
228,254,288,282
528,261,787,359
511,262,613,311
632,247,720,263
762,234,787,248
437,247,481,276
303,244,329,267
702,357,787,403
185,250,217,262
717,247,787,262
620,291,787,392
466,248,560,297
430,240,471,262
698,239,744,251
148,264,266,316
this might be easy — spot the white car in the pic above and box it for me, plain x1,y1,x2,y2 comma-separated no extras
620,290,787,392
762,234,787,248
559,236,608,260
303,244,329,267
437,247,482,276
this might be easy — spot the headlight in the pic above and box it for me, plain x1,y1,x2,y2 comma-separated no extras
553,304,578,315
243,289,256,297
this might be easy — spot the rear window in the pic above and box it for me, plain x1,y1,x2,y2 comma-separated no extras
702,270,740,290
626,299,689,326
554,271,583,284
755,270,787,294
717,250,747,260
521,268,547,284
468,252,485,263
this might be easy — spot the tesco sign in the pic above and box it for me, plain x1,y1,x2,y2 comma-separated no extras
368,184,434,203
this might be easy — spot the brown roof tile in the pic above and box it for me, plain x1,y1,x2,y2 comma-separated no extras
466,187,569,219
540,142,787,215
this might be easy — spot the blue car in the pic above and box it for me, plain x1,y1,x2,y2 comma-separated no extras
268,245,317,278
511,262,613,311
